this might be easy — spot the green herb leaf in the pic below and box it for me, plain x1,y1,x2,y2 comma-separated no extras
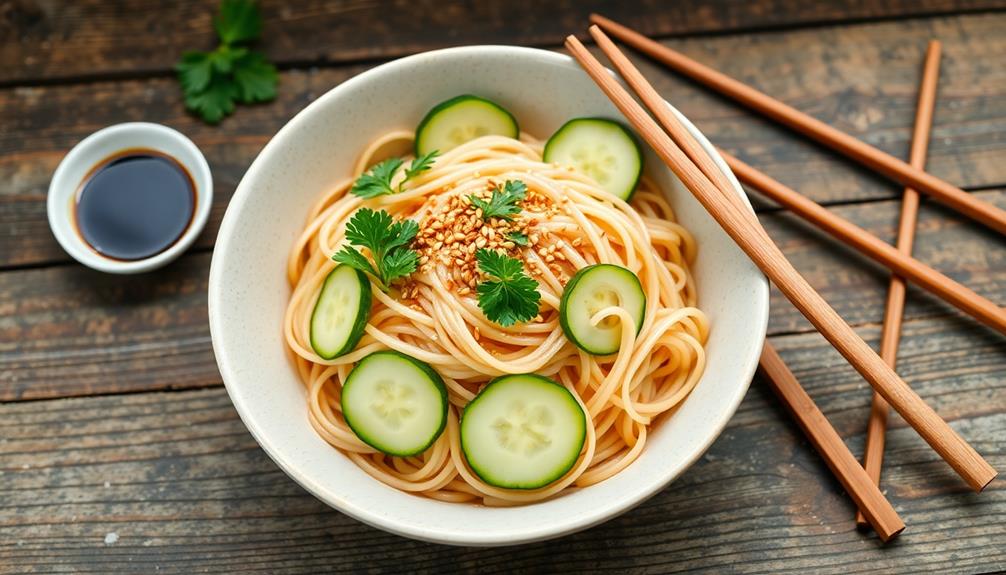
351,158,403,199
332,245,378,278
334,208,420,291
208,45,248,73
470,180,527,221
176,0,277,124
380,248,420,284
215,0,262,45
404,150,440,182
176,51,214,94
233,50,278,102
351,151,440,199
476,249,540,326
383,218,420,254
507,231,529,246
182,74,240,124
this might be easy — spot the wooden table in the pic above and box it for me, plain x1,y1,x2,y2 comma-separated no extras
2,1,1004,572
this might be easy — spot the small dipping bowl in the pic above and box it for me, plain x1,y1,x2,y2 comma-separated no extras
48,122,213,274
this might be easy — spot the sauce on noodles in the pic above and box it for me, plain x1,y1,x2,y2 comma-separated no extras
283,125,708,506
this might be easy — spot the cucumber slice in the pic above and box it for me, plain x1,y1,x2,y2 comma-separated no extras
342,350,448,456
310,265,372,359
415,95,519,156
460,374,586,489
559,264,646,355
543,118,643,200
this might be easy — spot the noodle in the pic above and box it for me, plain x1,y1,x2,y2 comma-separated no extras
283,132,709,504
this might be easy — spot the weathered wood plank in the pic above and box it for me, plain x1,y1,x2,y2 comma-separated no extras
3,0,1004,84
4,13,1006,269
0,253,217,401
2,190,1002,402
0,314,1001,573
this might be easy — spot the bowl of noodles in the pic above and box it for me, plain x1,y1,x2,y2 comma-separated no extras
209,45,769,546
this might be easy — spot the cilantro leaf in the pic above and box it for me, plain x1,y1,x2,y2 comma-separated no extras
507,231,529,246
404,150,440,181
470,180,527,221
350,152,440,199
176,51,214,94
475,249,540,326
233,50,278,102
332,245,378,278
384,219,420,254
183,74,239,124
381,248,420,284
176,0,277,124
351,158,403,199
334,208,420,291
215,0,262,45
344,207,395,255
209,45,248,73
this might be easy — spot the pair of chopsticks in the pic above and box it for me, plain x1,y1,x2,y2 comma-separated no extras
592,15,1006,337
565,23,998,541
586,16,1004,535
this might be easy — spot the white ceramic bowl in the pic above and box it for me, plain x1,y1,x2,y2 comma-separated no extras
209,46,769,546
48,122,213,274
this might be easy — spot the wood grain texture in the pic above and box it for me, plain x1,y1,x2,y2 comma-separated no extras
3,0,1005,84
2,190,1002,402
0,315,1001,573
3,13,1006,269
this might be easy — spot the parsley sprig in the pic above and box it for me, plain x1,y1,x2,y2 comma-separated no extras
470,180,527,221
351,151,440,199
475,249,541,327
175,0,278,124
333,208,420,291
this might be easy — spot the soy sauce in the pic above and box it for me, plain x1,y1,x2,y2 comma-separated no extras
75,149,195,261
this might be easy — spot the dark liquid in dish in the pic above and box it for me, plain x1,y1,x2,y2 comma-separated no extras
75,149,195,261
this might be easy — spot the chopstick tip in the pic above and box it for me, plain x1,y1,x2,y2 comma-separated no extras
564,34,583,48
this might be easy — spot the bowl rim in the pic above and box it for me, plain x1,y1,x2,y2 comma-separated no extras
47,122,213,274
209,44,769,546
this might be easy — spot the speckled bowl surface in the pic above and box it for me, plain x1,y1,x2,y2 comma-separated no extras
209,46,769,546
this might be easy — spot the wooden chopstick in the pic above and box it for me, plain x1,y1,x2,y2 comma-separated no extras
759,343,905,541
591,25,904,538
564,32,997,492
855,40,942,528
586,26,1004,340
589,14,1006,238
719,152,1006,337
